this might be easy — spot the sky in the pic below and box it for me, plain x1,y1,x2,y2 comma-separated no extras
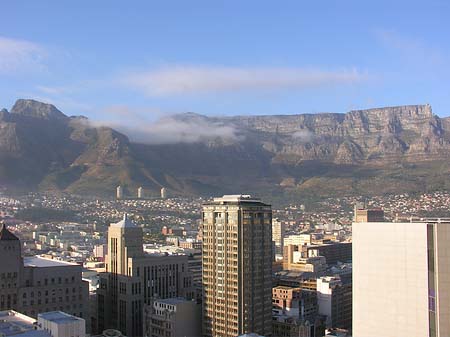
1,0,449,124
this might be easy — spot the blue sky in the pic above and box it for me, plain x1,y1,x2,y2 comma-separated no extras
1,0,449,122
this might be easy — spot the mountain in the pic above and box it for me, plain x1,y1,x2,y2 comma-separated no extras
1,99,450,202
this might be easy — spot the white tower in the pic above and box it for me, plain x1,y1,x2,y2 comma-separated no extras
161,187,167,199
116,185,123,199
137,186,144,199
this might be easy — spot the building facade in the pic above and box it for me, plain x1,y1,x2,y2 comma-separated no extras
0,224,89,321
272,218,285,257
353,220,450,337
97,215,193,337
144,298,201,337
202,195,273,337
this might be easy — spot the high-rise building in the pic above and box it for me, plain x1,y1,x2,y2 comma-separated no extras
137,187,144,199
116,186,123,200
144,298,201,337
202,195,273,337
160,187,167,199
0,224,89,321
97,215,193,337
353,219,450,337
272,218,285,257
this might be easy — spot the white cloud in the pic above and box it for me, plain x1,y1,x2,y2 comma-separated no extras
121,65,368,96
93,106,241,144
292,129,315,143
0,36,46,73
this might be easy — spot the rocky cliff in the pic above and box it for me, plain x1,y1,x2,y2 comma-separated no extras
1,99,449,200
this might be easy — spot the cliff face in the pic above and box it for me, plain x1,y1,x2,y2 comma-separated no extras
0,99,449,199
216,104,449,165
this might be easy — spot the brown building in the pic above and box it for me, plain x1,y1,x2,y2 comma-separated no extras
0,224,89,322
354,203,385,223
202,195,272,337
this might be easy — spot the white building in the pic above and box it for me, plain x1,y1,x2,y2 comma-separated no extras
137,187,144,199
38,311,85,337
353,220,450,337
272,218,285,257
284,234,312,247
0,310,50,337
160,187,167,199
116,186,123,200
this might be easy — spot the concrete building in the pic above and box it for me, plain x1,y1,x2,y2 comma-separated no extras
283,245,327,274
97,215,193,337
0,224,89,321
202,195,273,337
38,311,85,337
272,218,285,257
137,187,144,199
353,219,450,337
316,276,352,330
0,310,51,337
116,186,123,200
144,298,201,337
160,188,167,199
302,242,352,266
284,234,312,247
353,203,384,222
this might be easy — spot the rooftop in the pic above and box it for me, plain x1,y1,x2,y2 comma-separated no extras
38,311,83,324
154,297,192,305
0,223,19,241
24,257,79,268
210,194,269,205
110,214,136,228
0,310,50,337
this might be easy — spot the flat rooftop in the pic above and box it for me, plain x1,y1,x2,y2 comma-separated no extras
38,311,83,324
0,310,50,337
154,297,192,305
24,257,79,268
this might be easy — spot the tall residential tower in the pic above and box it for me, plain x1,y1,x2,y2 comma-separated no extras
202,195,272,337
353,219,450,337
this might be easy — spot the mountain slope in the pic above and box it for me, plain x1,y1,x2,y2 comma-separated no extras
1,99,449,200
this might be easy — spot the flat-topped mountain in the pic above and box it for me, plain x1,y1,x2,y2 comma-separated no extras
1,99,449,201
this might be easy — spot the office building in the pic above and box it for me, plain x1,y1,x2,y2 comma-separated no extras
302,242,352,266
38,311,85,337
202,195,272,337
0,224,89,320
353,219,450,337
144,298,201,337
97,215,193,337
160,187,167,199
317,276,352,329
272,218,285,257
116,186,123,200
353,203,384,222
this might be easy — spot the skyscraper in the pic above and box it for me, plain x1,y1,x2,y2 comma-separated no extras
202,195,272,337
137,187,144,199
353,219,450,337
97,215,193,337
116,186,123,200
272,218,285,257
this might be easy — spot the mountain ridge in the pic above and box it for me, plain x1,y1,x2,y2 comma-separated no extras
1,99,449,201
